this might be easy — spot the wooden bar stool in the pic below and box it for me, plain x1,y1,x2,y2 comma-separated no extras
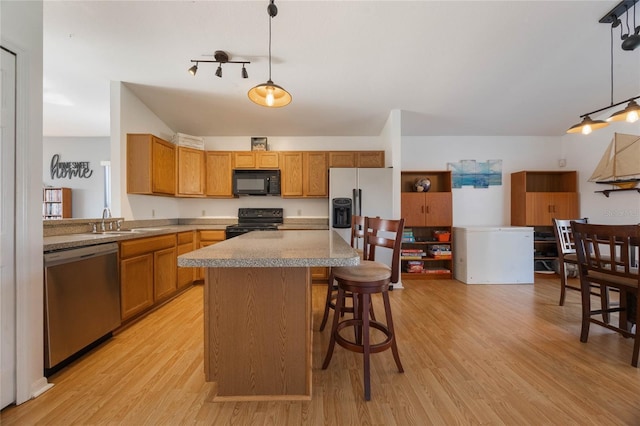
322,217,405,400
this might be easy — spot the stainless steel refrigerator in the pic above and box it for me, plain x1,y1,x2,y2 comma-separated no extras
329,168,395,271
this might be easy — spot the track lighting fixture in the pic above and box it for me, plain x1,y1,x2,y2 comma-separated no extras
188,50,250,80
248,0,292,108
567,1,640,134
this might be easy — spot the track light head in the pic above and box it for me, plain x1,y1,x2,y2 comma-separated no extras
241,65,248,79
188,64,198,76
215,65,222,78
621,33,640,50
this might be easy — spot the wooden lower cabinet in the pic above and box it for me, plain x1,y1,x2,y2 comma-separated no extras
119,234,177,321
311,267,329,282
196,230,226,281
177,231,195,289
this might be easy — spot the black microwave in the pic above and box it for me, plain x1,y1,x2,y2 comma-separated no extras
232,169,281,196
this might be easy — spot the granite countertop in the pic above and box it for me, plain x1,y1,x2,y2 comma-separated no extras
178,230,359,268
43,220,330,252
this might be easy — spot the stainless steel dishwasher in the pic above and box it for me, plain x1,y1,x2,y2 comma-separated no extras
44,242,121,371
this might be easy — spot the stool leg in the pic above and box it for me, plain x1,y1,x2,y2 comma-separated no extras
383,291,404,373
322,286,344,369
362,293,371,401
319,271,335,331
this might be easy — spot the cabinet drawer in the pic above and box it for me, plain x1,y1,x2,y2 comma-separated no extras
199,230,226,242
120,234,177,259
177,231,194,245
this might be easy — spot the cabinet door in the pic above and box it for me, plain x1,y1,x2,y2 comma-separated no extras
329,152,356,168
177,232,195,289
154,246,177,301
120,253,154,320
151,136,176,195
233,152,256,168
424,192,453,226
280,152,304,197
205,152,233,197
550,193,579,220
303,152,328,197
257,152,279,169
177,147,205,196
356,151,384,168
401,193,427,227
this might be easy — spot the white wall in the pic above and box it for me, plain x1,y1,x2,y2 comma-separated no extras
43,137,110,218
1,0,50,405
401,136,562,226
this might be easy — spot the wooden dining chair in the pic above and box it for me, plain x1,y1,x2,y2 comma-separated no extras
572,222,640,367
322,216,405,400
553,218,588,306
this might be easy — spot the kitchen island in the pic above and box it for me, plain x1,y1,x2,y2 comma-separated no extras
177,230,359,401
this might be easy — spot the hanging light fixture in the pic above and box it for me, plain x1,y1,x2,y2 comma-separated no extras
187,50,250,79
248,0,292,107
567,1,640,134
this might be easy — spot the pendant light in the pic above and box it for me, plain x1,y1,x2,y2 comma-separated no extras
248,0,292,107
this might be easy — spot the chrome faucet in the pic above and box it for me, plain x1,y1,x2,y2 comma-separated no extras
101,207,112,232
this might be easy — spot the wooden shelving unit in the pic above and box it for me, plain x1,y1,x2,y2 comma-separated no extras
400,171,453,280
43,187,72,219
510,170,579,274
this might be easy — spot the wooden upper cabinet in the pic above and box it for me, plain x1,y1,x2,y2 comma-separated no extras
329,152,356,168
280,152,304,197
233,151,279,169
303,152,328,197
357,151,385,168
328,151,385,168
511,171,579,226
176,146,205,197
127,134,176,195
205,151,233,197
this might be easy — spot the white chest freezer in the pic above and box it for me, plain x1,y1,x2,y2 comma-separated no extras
453,226,534,284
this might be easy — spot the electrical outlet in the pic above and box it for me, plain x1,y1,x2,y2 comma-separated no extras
558,158,567,167
202,210,206,216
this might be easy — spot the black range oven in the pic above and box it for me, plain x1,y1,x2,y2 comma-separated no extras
225,208,284,239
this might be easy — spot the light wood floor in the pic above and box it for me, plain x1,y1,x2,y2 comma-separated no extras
3,276,640,425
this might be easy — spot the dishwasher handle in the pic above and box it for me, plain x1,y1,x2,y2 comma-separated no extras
44,243,118,267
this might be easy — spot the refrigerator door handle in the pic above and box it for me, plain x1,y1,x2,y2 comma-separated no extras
352,188,358,216
358,189,362,217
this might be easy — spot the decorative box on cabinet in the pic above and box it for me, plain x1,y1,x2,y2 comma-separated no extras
400,171,453,280
127,134,176,196
43,187,72,219
511,170,579,274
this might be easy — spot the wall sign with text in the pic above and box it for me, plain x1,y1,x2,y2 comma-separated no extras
50,154,94,179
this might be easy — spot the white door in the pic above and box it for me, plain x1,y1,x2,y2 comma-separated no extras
0,46,17,409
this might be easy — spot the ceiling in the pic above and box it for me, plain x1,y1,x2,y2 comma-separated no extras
43,1,640,138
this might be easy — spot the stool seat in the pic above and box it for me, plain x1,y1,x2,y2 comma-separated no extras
332,261,391,283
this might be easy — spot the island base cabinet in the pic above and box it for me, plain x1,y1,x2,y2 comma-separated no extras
205,267,311,401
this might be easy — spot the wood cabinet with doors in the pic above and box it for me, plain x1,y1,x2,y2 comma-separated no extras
328,151,385,168
177,231,196,289
43,187,72,219
119,234,177,321
280,151,329,198
127,134,176,195
176,146,205,197
400,171,453,280
195,230,226,281
233,151,279,169
511,170,579,273
205,151,233,197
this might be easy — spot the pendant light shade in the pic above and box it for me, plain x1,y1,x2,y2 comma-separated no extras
248,0,291,108
566,115,609,134
248,80,291,107
607,99,640,122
